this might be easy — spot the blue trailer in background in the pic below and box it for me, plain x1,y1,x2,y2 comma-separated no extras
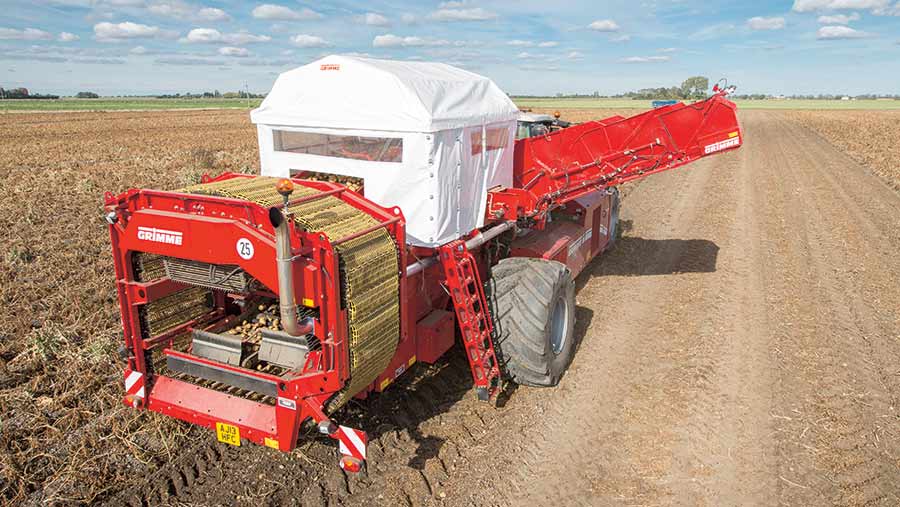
651,100,678,108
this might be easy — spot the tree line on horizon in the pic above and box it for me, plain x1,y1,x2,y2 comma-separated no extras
0,87,59,100
512,76,900,101
155,90,265,99
0,87,265,100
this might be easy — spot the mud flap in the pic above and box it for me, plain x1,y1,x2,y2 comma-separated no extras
259,329,309,370
191,329,243,366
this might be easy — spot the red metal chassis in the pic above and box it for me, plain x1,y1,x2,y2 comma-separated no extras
486,92,741,227
105,93,741,459
107,174,421,452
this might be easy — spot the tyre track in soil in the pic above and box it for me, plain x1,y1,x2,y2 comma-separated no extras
403,110,900,506
433,112,776,506
104,111,899,506
754,113,900,506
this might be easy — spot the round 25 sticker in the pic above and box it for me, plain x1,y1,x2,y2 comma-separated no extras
236,238,255,260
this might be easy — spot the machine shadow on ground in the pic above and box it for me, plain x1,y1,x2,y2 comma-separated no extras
340,299,595,471
600,237,719,276
577,220,720,285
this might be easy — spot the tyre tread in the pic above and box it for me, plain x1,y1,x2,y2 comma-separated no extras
490,257,575,387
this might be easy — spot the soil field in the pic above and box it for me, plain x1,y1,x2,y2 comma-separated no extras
786,110,900,192
1,108,898,506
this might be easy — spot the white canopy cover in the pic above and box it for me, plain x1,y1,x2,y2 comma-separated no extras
251,55,519,247
250,54,518,132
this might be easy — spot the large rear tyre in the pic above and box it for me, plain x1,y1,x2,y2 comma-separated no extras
489,257,576,387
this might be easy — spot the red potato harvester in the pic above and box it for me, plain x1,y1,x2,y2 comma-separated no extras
105,56,742,472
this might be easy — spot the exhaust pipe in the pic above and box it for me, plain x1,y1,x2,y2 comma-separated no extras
268,180,312,338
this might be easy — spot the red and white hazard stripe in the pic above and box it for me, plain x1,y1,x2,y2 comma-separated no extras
124,369,145,401
336,425,367,461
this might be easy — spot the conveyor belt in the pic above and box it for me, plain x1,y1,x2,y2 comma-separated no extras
134,253,214,338
181,176,400,412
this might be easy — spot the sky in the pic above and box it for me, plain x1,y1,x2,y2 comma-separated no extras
0,0,898,96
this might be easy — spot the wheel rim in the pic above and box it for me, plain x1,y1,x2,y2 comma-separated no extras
549,295,569,355
608,189,619,243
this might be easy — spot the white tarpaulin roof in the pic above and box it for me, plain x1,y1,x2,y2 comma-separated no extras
250,55,519,132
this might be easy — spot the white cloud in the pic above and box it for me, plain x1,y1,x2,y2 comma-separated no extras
75,57,126,65
180,28,271,44
792,0,888,11
519,64,558,71
144,2,232,22
361,12,390,26
567,51,583,59
875,2,900,14
508,40,558,47
439,1,466,7
290,34,329,47
218,46,250,57
94,21,174,41
252,4,322,21
3,53,67,63
428,7,498,21
400,13,417,24
747,16,786,30
130,45,147,54
198,7,230,21
817,25,871,38
620,55,670,63
156,56,225,66
373,34,451,47
588,19,619,31
0,27,55,41
58,32,80,42
516,51,535,58
611,34,631,42
238,59,292,67
658,47,678,53
690,23,736,40
817,12,861,23
100,0,144,6
224,31,271,44
148,2,192,18
181,27,221,42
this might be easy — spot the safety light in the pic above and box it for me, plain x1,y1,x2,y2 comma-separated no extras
275,178,294,196
124,395,140,408
340,456,363,473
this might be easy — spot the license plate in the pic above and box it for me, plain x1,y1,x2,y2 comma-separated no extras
215,422,241,446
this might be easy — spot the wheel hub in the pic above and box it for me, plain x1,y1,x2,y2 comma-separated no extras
549,295,569,355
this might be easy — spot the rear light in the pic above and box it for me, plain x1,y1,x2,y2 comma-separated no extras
340,456,363,473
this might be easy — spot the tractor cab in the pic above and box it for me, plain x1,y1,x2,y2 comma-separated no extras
516,111,571,139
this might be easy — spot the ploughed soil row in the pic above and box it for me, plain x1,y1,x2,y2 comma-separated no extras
782,110,900,191
1,109,898,506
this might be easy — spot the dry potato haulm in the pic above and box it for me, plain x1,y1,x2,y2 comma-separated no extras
1,55,899,507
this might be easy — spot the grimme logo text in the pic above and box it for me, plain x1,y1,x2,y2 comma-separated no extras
137,226,183,246
704,137,741,155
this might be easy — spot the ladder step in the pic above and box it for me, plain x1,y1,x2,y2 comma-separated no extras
439,240,502,401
